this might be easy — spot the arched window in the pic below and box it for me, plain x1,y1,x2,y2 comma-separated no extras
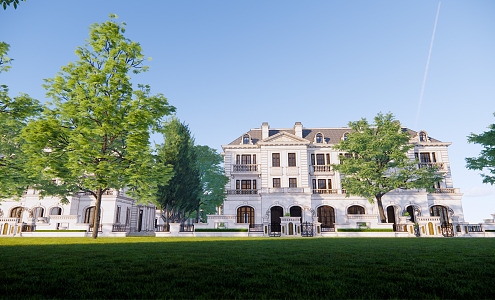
315,133,323,143
419,131,427,142
317,206,335,229
290,206,302,223
32,207,44,219
50,207,62,215
386,206,396,224
406,206,417,223
430,205,450,225
243,134,250,144
270,206,283,232
84,206,96,224
343,133,349,141
237,206,254,227
347,205,365,215
10,207,23,218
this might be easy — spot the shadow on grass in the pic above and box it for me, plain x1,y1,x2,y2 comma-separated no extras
0,238,494,299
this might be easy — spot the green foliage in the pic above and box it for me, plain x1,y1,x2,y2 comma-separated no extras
332,112,443,222
156,117,201,222
21,16,174,238
194,145,228,219
0,42,42,199
1,0,24,10
466,113,495,185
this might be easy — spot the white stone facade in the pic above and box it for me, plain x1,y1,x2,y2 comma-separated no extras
212,122,472,237
0,188,156,237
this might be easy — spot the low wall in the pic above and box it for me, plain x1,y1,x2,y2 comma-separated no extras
21,231,87,238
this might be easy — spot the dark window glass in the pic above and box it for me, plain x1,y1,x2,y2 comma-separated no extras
241,154,251,165
84,206,96,223
318,206,335,228
50,207,62,215
312,179,316,189
252,180,257,190
326,154,330,165
236,155,240,164
316,154,325,165
430,205,449,225
241,180,251,190
10,207,23,218
273,178,281,188
347,205,365,215
327,179,332,189
289,178,297,188
311,154,315,165
236,180,240,190
272,153,280,167
243,134,250,144
316,133,323,143
252,154,256,164
318,179,326,189
419,132,426,142
32,207,44,218
343,133,348,141
237,206,255,226
288,153,296,167
420,153,431,163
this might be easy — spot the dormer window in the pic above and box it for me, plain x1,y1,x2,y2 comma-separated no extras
343,133,349,141
419,131,427,142
243,134,250,144
315,133,323,144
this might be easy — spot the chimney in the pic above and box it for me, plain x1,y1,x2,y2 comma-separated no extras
261,122,269,140
294,122,303,138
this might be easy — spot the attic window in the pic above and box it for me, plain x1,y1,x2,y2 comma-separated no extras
343,133,348,141
315,133,323,143
243,134,250,144
419,131,427,142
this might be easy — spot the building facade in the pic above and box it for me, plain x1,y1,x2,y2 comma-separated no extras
0,187,156,237
216,122,467,237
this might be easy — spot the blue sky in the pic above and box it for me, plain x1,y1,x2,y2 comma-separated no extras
2,0,494,223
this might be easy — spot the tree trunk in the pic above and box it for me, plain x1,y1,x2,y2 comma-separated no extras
91,187,103,239
376,195,387,223
165,203,169,226
196,205,200,223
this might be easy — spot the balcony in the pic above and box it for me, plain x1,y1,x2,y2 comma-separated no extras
311,165,334,174
312,189,346,195
232,164,260,173
432,188,459,194
227,189,259,195
264,188,305,194
418,162,445,170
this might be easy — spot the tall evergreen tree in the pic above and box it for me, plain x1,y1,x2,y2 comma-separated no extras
332,113,443,222
22,15,175,238
156,118,201,225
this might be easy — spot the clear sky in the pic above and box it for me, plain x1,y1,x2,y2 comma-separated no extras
2,0,494,223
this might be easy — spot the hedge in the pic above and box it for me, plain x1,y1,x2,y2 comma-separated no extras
195,228,249,232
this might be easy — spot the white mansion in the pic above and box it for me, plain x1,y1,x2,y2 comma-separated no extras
208,121,474,237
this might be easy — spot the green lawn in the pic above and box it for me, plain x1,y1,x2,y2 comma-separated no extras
1,237,494,299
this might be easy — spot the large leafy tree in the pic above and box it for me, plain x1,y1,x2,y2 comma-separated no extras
22,15,175,238
466,113,495,185
156,118,202,225
193,145,228,222
332,112,443,222
0,42,42,199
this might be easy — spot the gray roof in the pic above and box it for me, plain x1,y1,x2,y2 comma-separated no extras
228,127,441,145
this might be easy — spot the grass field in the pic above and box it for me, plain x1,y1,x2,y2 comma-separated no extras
1,237,494,299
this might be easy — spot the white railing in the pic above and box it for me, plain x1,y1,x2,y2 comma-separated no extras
49,215,78,222
264,188,304,194
0,218,20,223
347,214,379,220
432,188,459,194
232,164,259,173
226,189,258,195
207,215,236,221
311,165,334,173
416,216,441,223
312,189,346,195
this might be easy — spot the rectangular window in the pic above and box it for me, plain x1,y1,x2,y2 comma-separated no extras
318,179,326,189
288,153,296,167
125,207,130,226
115,206,121,223
273,178,281,188
241,154,251,165
312,179,317,189
316,154,325,165
420,153,431,163
289,178,297,188
431,152,437,163
252,154,256,164
311,154,315,166
241,180,251,190
272,153,280,167
326,154,330,165
236,180,240,190
327,179,332,189
236,155,240,165
252,180,257,190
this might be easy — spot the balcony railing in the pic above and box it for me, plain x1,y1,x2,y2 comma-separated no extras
227,189,258,195
232,164,259,173
311,165,334,173
312,189,347,195
418,162,445,169
88,224,102,232
249,224,264,232
432,188,457,194
466,224,483,232
180,224,194,232
112,224,129,232
321,226,335,232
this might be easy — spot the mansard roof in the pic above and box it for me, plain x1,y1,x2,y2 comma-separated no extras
227,126,442,145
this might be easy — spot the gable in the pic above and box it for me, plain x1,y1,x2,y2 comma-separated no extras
258,132,310,145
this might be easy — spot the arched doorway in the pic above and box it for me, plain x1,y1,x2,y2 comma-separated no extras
387,206,397,230
270,206,283,232
317,206,335,231
10,207,23,219
406,206,417,223
32,207,44,219
430,205,449,225
84,206,100,224
290,206,302,223
237,206,255,228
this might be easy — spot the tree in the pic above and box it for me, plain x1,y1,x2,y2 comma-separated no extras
0,42,42,199
22,15,175,238
466,113,495,185
1,0,24,10
331,112,443,222
193,145,228,222
156,118,201,225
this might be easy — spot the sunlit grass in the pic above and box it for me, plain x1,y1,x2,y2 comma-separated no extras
1,237,494,299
